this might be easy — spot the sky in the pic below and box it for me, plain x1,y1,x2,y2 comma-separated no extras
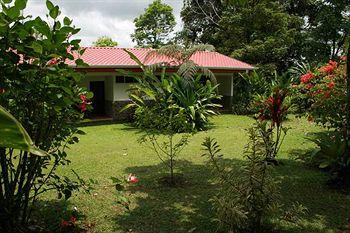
25,0,184,47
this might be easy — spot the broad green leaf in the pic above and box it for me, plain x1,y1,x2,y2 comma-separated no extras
7,6,20,19
46,0,54,10
319,162,330,169
3,0,12,4
15,0,27,10
75,58,89,67
63,16,72,25
30,41,43,54
0,106,48,156
49,5,59,19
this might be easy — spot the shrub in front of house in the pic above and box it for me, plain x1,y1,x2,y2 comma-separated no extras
0,1,91,231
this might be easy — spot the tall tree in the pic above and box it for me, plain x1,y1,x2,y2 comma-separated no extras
283,0,349,63
181,0,349,73
131,0,176,48
93,36,118,47
181,0,303,75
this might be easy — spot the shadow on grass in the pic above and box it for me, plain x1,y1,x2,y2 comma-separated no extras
31,199,90,233
272,156,350,232
112,159,242,233
113,155,350,233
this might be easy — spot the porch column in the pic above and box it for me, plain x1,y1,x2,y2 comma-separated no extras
230,74,234,111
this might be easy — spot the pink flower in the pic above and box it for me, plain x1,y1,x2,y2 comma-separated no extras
340,55,347,61
127,174,139,183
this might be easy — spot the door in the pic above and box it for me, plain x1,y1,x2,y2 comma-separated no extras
90,81,105,115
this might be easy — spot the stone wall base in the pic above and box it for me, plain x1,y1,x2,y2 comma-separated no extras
111,100,135,122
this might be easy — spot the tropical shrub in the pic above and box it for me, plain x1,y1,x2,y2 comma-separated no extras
232,71,272,114
253,73,291,162
292,57,349,183
121,50,221,185
201,122,280,233
0,0,91,231
292,58,347,130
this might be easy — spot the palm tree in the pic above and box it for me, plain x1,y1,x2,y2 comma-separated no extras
144,44,217,83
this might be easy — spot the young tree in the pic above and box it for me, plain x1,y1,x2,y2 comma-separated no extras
93,36,118,47
131,0,176,48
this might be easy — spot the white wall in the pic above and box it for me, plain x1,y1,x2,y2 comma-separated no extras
114,83,131,100
81,73,133,101
81,72,239,102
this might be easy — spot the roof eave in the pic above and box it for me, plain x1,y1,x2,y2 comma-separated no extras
70,64,255,71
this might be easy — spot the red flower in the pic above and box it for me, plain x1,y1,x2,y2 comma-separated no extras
70,216,77,224
127,174,139,183
47,58,59,66
327,81,335,89
79,94,88,112
300,72,314,84
319,60,338,74
324,91,331,98
60,220,70,229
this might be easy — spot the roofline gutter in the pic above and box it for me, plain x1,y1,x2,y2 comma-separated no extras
70,64,255,71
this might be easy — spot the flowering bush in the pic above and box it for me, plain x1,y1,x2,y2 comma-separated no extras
293,59,347,130
292,57,349,184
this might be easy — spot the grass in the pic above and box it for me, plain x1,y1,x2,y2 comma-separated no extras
36,115,350,233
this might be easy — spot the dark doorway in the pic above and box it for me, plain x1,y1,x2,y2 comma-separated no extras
89,81,105,116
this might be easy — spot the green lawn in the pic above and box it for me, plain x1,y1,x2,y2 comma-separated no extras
36,115,350,233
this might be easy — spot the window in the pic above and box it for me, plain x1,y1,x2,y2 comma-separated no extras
115,76,137,83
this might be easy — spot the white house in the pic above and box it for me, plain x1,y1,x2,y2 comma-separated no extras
68,47,254,121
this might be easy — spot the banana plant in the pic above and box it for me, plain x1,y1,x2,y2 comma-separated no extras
0,106,47,156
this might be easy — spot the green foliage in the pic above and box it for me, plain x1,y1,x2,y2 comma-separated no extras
128,73,221,133
120,50,221,185
181,0,303,75
232,71,272,114
181,0,349,74
131,0,176,48
298,131,350,185
0,106,46,156
201,123,280,232
92,36,118,47
0,0,91,231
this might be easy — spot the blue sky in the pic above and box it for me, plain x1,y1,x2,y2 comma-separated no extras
25,0,183,47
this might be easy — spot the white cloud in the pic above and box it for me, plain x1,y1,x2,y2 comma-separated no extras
25,0,183,47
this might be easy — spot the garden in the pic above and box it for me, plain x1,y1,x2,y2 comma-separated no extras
1,0,350,233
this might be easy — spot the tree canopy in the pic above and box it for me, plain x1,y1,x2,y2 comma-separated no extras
93,36,118,47
181,0,349,74
131,0,176,48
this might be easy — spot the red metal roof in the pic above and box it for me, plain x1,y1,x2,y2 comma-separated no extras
67,47,254,71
